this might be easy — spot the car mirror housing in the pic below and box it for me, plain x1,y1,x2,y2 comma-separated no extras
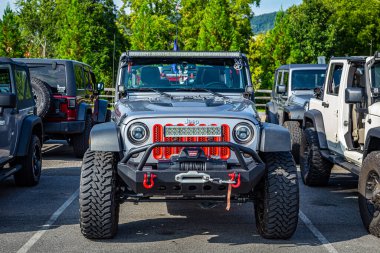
0,93,16,108
97,82,105,93
276,85,286,94
345,87,363,104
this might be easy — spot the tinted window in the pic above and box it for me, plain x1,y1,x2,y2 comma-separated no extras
28,64,66,94
74,64,85,89
291,69,326,90
15,67,33,108
276,71,283,85
283,71,289,86
327,64,343,95
15,68,27,101
0,65,11,93
120,59,248,93
371,62,380,88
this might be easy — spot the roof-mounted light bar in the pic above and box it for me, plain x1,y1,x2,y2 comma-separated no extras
126,51,242,58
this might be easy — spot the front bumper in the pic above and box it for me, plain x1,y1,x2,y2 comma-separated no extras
43,121,85,134
117,142,265,196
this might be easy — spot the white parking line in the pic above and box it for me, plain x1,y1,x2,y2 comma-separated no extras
17,188,80,253
299,211,339,253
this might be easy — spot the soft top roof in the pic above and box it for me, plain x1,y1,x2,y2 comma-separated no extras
277,64,327,71
0,57,28,68
121,51,245,61
13,58,92,68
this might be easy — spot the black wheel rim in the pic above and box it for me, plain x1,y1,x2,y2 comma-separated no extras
365,170,380,217
32,142,42,178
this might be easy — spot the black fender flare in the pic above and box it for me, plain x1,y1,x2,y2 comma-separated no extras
15,115,43,157
77,102,91,121
283,105,305,121
363,127,380,159
93,99,109,123
303,109,328,149
265,101,279,124
89,122,122,152
259,123,291,152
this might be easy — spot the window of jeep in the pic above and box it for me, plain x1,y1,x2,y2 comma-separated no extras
0,65,11,93
28,63,66,94
327,64,343,95
120,58,248,93
15,66,33,108
370,61,380,89
291,69,325,90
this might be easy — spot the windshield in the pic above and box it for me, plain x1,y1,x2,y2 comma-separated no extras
28,64,66,94
291,69,326,90
0,64,11,93
120,59,248,93
370,61,380,88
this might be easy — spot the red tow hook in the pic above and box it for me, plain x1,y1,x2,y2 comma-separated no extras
228,172,241,188
143,172,157,189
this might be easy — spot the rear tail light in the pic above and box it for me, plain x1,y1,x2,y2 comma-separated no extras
67,97,76,109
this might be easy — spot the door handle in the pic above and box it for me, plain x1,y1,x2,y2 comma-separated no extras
322,101,329,108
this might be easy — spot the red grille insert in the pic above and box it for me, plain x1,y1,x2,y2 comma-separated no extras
152,123,231,160
153,124,163,159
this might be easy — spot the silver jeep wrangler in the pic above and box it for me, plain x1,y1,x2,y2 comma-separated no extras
79,51,299,240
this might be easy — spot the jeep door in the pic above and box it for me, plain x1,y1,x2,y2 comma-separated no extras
0,64,15,163
275,70,289,124
13,65,35,154
320,61,346,154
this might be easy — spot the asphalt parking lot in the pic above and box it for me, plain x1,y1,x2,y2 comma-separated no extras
1,141,380,253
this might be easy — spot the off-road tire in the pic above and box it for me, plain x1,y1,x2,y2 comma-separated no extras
300,128,333,186
358,151,380,237
13,135,42,187
254,152,299,239
72,114,92,158
31,77,52,118
283,121,302,164
79,150,120,239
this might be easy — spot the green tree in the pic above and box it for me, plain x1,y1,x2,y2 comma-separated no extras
120,0,176,50
55,0,121,86
0,4,25,57
16,0,59,57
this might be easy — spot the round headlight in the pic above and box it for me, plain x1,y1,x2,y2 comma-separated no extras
128,123,149,144
233,123,254,144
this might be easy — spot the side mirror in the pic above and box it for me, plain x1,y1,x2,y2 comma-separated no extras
0,93,16,108
276,85,286,94
245,86,253,94
345,87,363,104
118,85,125,94
314,87,322,99
97,82,105,92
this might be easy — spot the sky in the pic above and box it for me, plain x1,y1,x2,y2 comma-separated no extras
1,0,302,17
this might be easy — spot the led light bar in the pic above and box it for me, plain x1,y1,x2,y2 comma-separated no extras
164,126,222,137
126,51,242,58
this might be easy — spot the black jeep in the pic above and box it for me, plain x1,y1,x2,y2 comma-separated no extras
0,58,43,186
13,58,110,158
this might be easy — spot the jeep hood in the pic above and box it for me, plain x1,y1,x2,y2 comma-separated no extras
115,95,260,124
289,93,314,106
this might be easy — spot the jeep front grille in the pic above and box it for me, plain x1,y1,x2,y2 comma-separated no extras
152,124,230,160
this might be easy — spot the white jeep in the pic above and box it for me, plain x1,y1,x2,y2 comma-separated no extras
301,52,380,237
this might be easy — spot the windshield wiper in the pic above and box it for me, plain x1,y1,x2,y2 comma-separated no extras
126,88,172,99
176,88,229,99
